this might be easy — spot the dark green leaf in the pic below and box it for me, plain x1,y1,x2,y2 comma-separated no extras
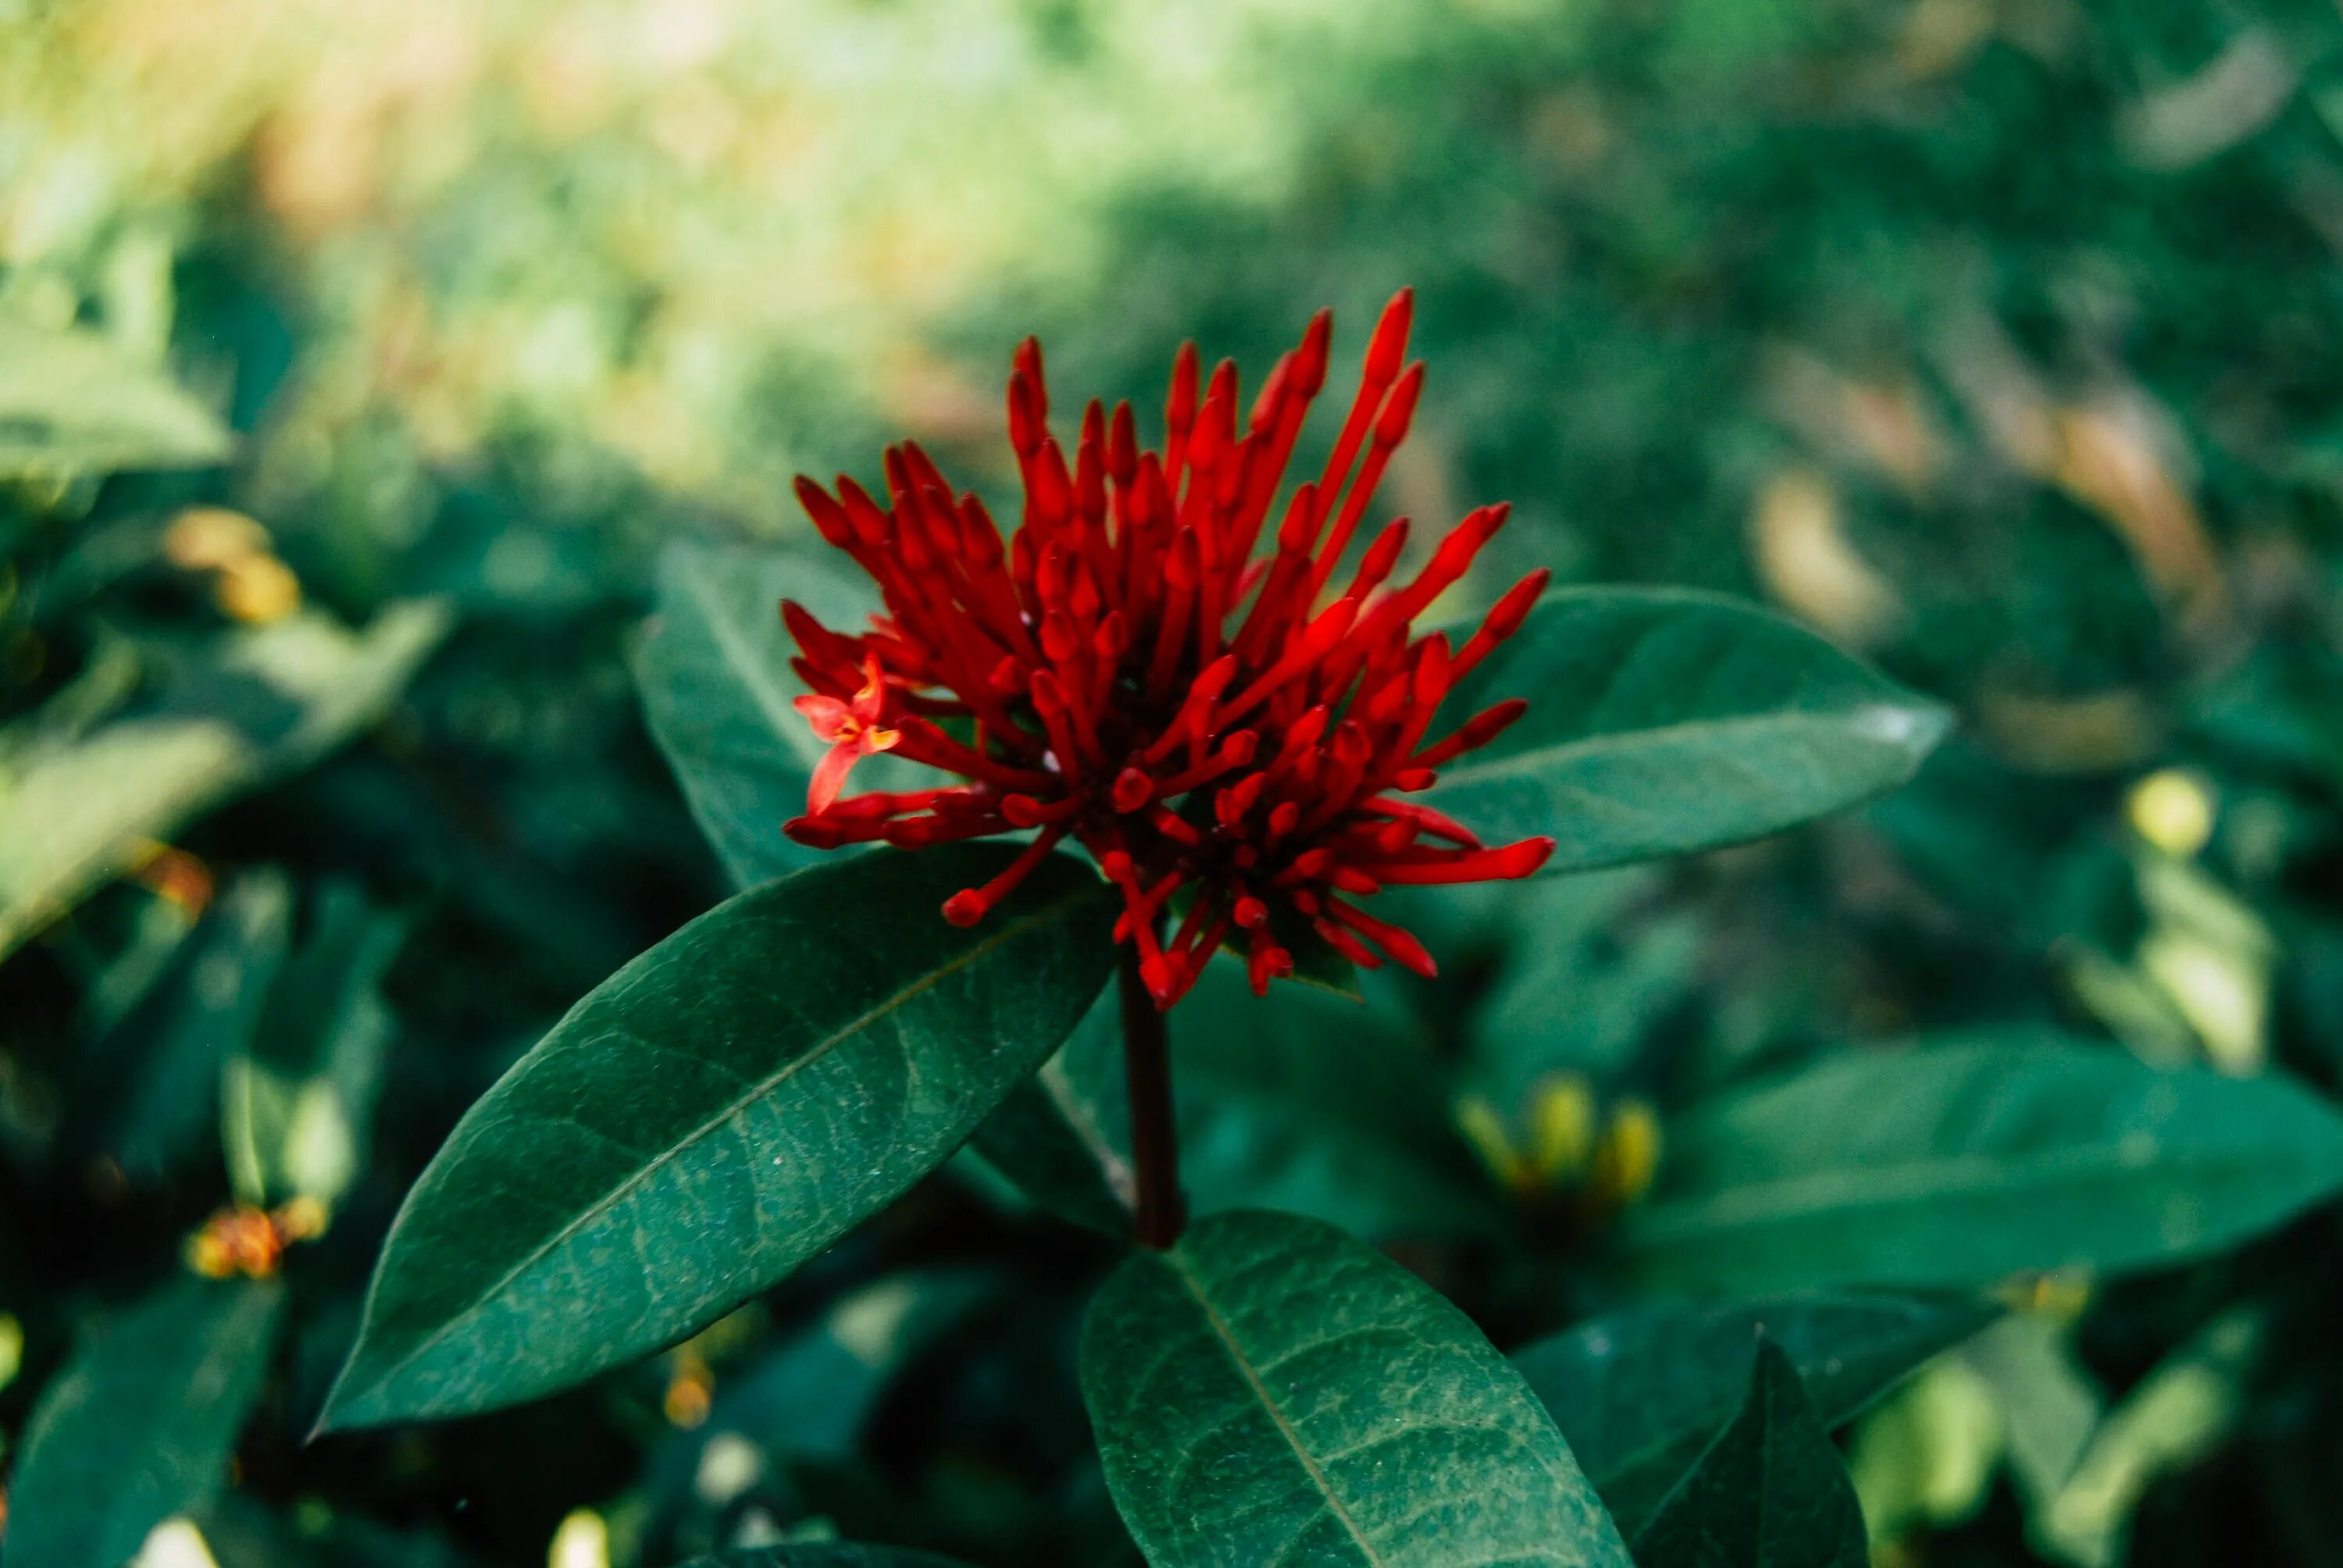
1081,1209,1630,1567
1423,589,1949,870
1620,1036,2343,1291
223,880,407,1208
1172,968,1500,1239
0,312,232,478
966,1003,1136,1236
319,845,1115,1430
7,1276,284,1568
1514,1293,1992,1536
973,968,1499,1242
685,1547,978,1567
0,604,448,959
637,540,919,889
1630,1343,1869,1568
109,870,294,1179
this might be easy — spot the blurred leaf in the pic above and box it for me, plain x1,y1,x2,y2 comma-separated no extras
1847,1357,2006,1542
1630,1342,1869,1568
1172,965,1500,1238
672,1270,995,1473
6,1275,284,1568
0,602,448,960
1963,1314,2101,1513
973,966,1499,1242
1424,589,1949,869
1621,1036,2343,1290
688,1548,978,1567
1471,868,1697,1098
0,312,231,479
2034,1308,2261,1568
1514,1292,1993,1537
644,1271,998,1548
1080,1208,1631,1568
319,845,1115,1430
637,540,915,889
223,880,407,1207
109,869,294,1179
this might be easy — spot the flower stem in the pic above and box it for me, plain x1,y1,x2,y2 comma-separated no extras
1118,943,1185,1249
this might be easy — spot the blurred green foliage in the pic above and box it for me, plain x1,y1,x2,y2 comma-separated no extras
9,0,2343,1563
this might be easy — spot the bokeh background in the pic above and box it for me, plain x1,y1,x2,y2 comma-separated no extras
9,0,2343,1563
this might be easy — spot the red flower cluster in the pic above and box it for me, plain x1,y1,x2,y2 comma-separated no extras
783,290,1554,1007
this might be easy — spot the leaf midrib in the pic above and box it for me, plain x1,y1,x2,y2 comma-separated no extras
1432,707,1910,793
1165,1246,1386,1567
341,886,1093,1410
1624,1138,2323,1249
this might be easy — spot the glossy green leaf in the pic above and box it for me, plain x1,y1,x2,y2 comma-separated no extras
637,540,918,889
688,1548,978,1568
1631,1343,1869,1568
1513,1293,1992,1536
6,1276,284,1568
1620,1037,2343,1291
1081,1209,1631,1568
1422,589,1949,869
319,844,1115,1431
0,312,232,478
0,603,448,960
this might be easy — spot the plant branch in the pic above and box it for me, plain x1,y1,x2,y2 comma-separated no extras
1118,943,1185,1249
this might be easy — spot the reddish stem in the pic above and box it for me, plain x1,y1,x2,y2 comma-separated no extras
1118,939,1185,1249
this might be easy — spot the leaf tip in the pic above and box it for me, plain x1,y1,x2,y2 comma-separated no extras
1855,697,1954,765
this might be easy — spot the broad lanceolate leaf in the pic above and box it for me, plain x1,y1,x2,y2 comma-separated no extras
0,602,448,960
1082,1209,1631,1568
687,1548,978,1568
6,1276,284,1568
1514,1293,1992,1537
1631,1344,1869,1568
319,846,1115,1431
1620,1036,2343,1292
637,540,918,889
1422,588,1949,870
0,312,232,479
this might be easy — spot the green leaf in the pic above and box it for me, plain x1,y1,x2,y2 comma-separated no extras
1081,1209,1631,1568
1513,1293,1992,1536
1422,589,1949,870
0,312,232,479
223,880,408,1208
319,844,1115,1431
107,869,294,1179
6,1276,284,1568
967,1009,1136,1235
682,1270,995,1467
1630,1343,1869,1568
972,967,1500,1242
686,1548,978,1567
1619,1036,2343,1292
637,540,919,889
1172,968,1500,1239
0,602,448,960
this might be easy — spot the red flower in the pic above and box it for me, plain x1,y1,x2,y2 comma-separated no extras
783,290,1554,1008
793,653,901,814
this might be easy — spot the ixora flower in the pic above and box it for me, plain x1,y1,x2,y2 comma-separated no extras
782,291,1553,1007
